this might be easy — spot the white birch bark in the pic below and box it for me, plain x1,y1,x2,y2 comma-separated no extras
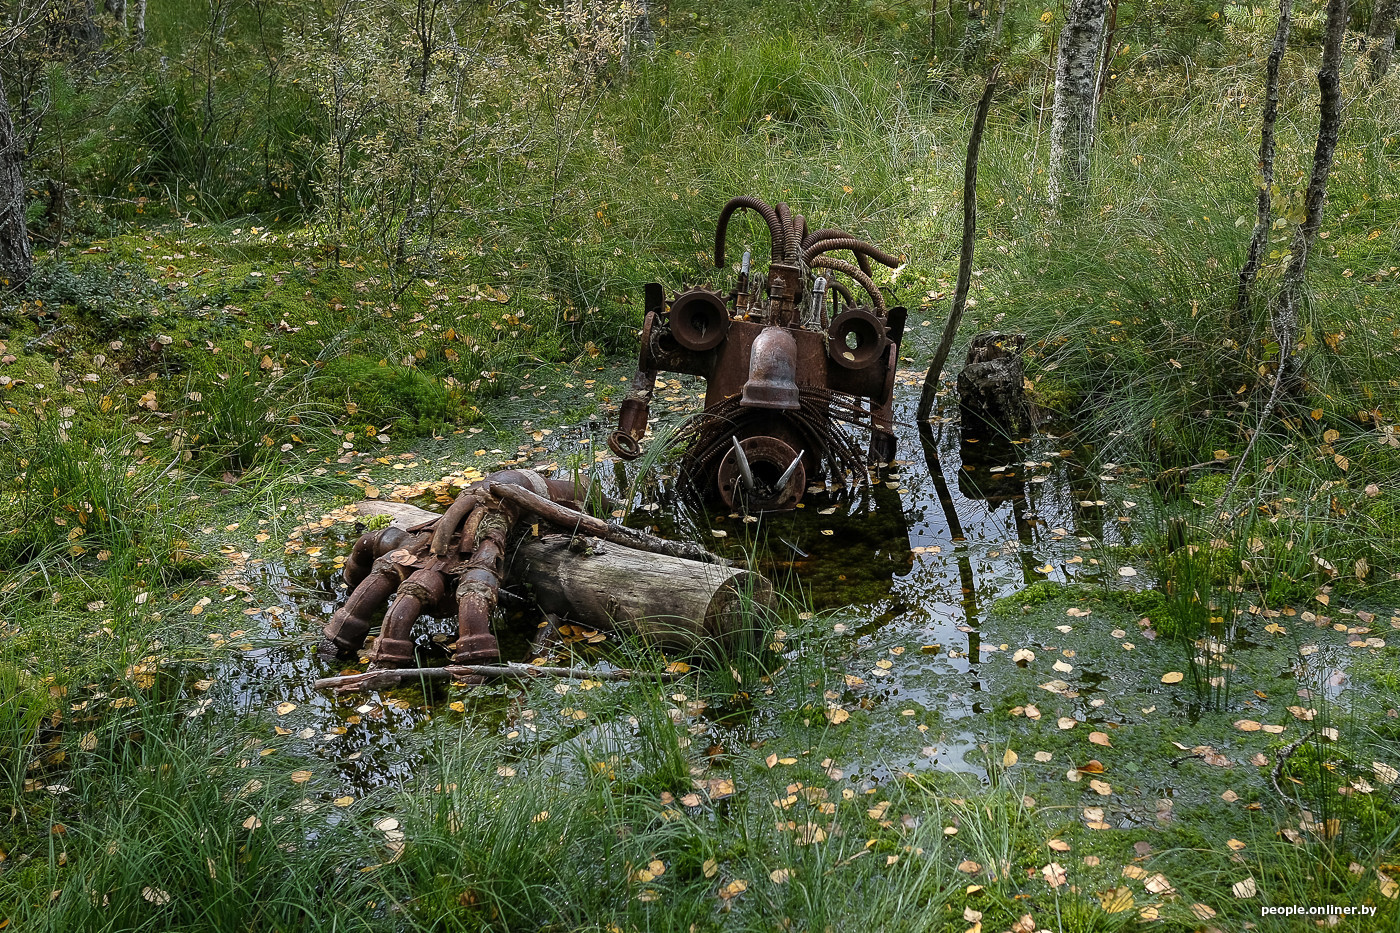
1047,0,1108,207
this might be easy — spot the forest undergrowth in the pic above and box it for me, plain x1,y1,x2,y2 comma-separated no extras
1,0,1398,929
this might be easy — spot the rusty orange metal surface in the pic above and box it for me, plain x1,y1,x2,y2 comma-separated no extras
608,195,906,511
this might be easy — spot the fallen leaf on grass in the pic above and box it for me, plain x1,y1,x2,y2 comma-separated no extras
1191,903,1217,920
769,868,790,884
1089,779,1112,796
242,816,261,830
824,707,850,724
1161,671,1184,684
1058,717,1078,730
1122,865,1148,881
1089,731,1112,747
1048,839,1071,852
1002,749,1018,767
1374,761,1399,784
289,770,312,784
718,879,747,900
1042,862,1067,887
1100,886,1135,913
958,859,981,874
1144,873,1174,895
141,886,171,906
1232,877,1257,898
1234,719,1262,732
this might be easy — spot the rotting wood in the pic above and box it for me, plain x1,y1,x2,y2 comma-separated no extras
957,332,1029,437
512,533,769,650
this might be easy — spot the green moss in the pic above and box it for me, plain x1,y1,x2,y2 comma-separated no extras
315,355,453,435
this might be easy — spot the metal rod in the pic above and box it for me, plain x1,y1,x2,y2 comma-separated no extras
731,435,756,492
776,449,805,491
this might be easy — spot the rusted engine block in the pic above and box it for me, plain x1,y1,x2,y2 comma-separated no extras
607,195,906,511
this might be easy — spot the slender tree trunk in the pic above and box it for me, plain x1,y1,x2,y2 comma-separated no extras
0,72,34,291
1236,0,1292,316
930,0,938,54
1366,0,1399,83
1047,0,1108,207
132,0,147,47
919,70,999,423
1095,0,1120,105
1217,0,1349,511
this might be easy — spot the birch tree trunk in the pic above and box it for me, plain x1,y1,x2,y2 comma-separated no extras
1366,0,1399,83
1047,0,1108,207
0,72,33,291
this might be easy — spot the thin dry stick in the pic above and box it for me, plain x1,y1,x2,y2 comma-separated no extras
1215,0,1347,514
918,68,999,423
314,661,687,691
1235,0,1292,317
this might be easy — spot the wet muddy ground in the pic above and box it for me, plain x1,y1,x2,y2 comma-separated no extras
190,366,1398,856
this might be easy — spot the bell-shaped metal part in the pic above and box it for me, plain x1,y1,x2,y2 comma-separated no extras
740,325,800,410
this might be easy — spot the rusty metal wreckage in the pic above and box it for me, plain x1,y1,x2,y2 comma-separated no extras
317,195,904,677
607,195,906,513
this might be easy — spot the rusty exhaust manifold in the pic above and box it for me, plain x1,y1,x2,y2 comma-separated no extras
608,194,906,511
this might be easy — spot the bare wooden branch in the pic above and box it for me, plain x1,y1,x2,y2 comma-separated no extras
1236,0,1292,316
487,481,735,565
919,69,999,423
314,661,688,692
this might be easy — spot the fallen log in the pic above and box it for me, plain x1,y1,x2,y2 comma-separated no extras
512,533,771,650
314,660,688,692
351,500,770,652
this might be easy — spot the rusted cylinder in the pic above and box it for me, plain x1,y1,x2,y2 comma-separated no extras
716,434,806,512
320,570,397,657
343,526,407,590
828,307,890,370
668,289,730,352
452,534,505,665
368,567,448,667
740,326,800,410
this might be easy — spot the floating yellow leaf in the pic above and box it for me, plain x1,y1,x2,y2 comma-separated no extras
1089,779,1112,796
275,702,297,715
825,707,851,724
333,796,354,807
1002,748,1018,767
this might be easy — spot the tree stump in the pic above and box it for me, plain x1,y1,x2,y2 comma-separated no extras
958,332,1029,437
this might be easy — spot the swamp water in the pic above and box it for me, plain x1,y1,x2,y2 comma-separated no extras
192,371,1395,841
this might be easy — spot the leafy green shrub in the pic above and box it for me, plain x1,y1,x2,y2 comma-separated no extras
6,259,163,335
